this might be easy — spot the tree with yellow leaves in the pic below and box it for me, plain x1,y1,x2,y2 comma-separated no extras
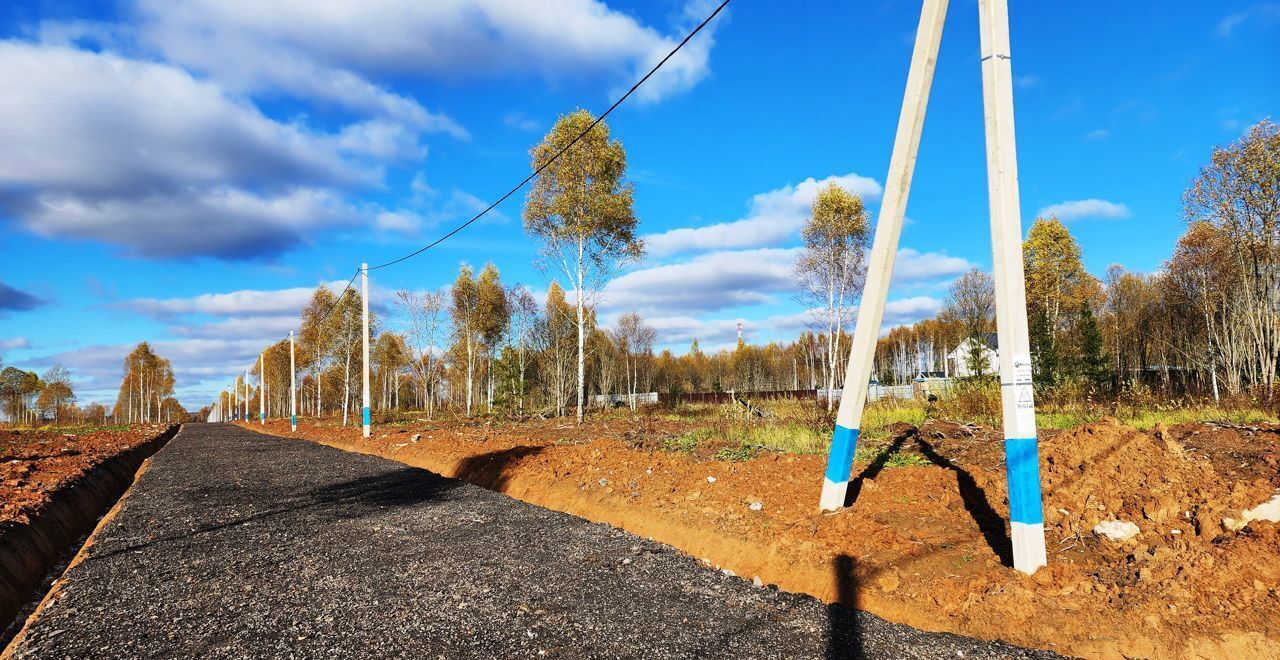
523,109,643,423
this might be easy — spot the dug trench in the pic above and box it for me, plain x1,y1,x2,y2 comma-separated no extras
0,424,180,647
242,416,1280,659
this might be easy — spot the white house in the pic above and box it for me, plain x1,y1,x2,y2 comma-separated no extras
947,333,999,377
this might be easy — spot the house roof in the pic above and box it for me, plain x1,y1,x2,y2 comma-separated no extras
951,333,998,353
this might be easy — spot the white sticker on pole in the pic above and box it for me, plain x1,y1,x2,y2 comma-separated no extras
1012,352,1035,433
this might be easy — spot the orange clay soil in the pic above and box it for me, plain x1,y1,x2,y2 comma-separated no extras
0,425,173,525
241,416,1280,659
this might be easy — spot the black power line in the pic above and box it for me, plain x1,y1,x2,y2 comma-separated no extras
368,0,732,271
233,0,732,382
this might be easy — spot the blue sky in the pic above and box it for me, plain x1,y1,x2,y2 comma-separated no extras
0,0,1276,409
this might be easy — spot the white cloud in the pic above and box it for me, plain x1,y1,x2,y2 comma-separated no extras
601,247,799,314
1085,129,1109,140
23,188,361,260
118,281,351,320
336,119,429,160
0,337,32,350
1036,198,1131,222
595,244,960,319
882,296,944,327
375,210,424,235
134,0,722,107
1015,74,1039,88
640,294,944,349
503,111,541,132
645,316,749,347
891,249,973,285
0,42,374,259
1216,5,1280,38
18,337,275,407
643,173,882,257
167,315,303,341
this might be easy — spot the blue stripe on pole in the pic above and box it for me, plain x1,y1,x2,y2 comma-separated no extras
291,414,297,427
1004,438,1044,525
362,407,371,427
824,424,860,484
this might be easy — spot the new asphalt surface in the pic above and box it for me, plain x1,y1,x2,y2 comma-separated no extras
7,423,1065,659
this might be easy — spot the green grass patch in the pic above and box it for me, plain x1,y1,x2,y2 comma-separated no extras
853,441,931,468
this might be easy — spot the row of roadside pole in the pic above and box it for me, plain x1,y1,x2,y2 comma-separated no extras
206,263,372,440
205,0,1047,577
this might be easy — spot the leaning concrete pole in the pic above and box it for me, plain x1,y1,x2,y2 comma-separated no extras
978,0,1046,574
818,0,949,512
290,330,297,432
259,352,266,424
361,263,371,438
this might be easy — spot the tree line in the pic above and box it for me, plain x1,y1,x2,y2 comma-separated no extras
876,120,1279,401
223,118,1276,422
0,340,188,426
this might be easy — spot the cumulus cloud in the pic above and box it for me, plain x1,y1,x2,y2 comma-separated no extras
134,0,721,107
117,281,351,320
891,249,973,285
1036,198,1131,222
639,294,944,349
0,42,377,259
597,244,961,318
882,296,945,327
17,338,273,405
0,281,46,312
375,210,425,236
167,315,304,341
601,248,799,314
643,173,882,257
0,336,32,350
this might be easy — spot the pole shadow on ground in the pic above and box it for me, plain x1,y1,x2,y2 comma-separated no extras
843,436,908,508
825,554,864,659
913,436,1014,567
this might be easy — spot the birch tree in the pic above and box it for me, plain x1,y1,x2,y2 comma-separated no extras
1184,119,1280,396
300,286,338,417
523,109,643,423
614,311,656,409
944,268,996,377
395,288,447,418
795,181,870,408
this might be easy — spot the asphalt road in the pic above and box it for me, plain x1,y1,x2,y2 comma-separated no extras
8,423,1064,659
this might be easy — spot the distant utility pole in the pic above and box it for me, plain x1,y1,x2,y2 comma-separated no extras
290,330,297,432
243,369,249,421
817,0,1046,575
361,262,371,438
259,352,266,424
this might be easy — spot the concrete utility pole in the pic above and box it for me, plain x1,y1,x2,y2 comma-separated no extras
818,0,947,514
977,0,1046,573
259,353,266,424
817,0,1047,575
243,369,249,421
361,263,371,438
290,330,297,432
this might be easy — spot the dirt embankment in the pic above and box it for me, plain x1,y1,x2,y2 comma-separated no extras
242,417,1280,659
0,424,180,640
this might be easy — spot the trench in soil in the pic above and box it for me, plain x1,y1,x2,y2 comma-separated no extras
0,424,180,651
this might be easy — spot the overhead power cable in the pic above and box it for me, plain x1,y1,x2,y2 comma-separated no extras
227,0,731,395
367,0,732,272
